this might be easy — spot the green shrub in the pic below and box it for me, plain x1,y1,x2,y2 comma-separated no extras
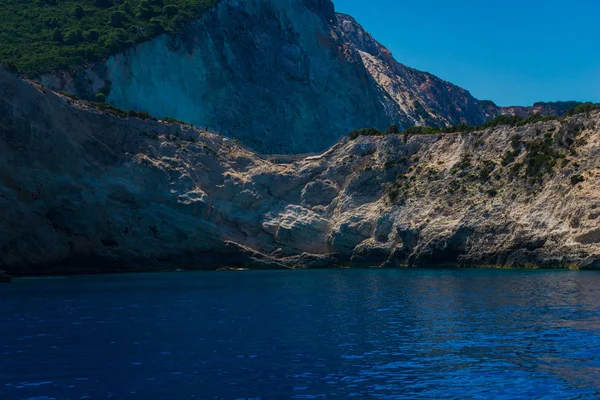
458,155,472,170
479,161,496,181
566,103,600,116
524,135,562,178
110,11,129,27
85,29,101,42
510,162,523,177
347,101,597,142
137,1,155,18
44,17,59,28
162,116,192,126
137,111,153,120
64,29,83,45
0,0,219,76
95,0,114,8
384,113,561,139
52,28,63,42
534,101,584,110
127,109,156,120
384,124,399,135
73,5,85,19
447,179,461,193
570,174,585,185
500,136,523,166
89,101,156,120
163,4,179,15
388,188,400,203
404,126,441,135
349,128,383,140
501,151,517,166
59,90,79,100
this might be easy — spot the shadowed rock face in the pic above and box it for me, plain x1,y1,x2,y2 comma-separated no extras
40,0,393,154
1,69,599,274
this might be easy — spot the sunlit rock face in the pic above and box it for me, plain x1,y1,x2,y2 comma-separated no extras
335,13,499,127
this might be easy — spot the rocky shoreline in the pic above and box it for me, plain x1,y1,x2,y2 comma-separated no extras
7,263,589,280
1,68,599,275
0,270,12,282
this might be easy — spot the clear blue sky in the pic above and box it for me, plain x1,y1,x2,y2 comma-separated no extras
333,0,600,106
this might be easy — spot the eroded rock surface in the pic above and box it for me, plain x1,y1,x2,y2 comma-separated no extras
1,69,599,274
336,13,498,127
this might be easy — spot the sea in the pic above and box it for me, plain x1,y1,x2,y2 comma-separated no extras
1,268,599,399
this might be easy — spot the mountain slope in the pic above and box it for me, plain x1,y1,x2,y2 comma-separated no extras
35,0,506,154
336,13,498,127
32,0,594,154
1,68,599,274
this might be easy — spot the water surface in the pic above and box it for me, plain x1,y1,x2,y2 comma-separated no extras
1,268,600,399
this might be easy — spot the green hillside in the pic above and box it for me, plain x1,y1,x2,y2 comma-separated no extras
0,0,218,76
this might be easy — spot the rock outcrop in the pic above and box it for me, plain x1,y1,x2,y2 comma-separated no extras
1,69,599,275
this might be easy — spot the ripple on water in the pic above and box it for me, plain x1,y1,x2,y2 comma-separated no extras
1,269,600,399
15,382,53,388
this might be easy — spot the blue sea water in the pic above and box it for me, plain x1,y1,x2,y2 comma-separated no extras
1,268,600,399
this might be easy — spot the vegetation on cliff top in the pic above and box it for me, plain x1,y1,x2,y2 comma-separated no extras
0,0,218,76
533,101,584,109
350,103,600,140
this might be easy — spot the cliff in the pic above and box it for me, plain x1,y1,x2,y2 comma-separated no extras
38,0,539,154
39,0,394,154
1,69,599,275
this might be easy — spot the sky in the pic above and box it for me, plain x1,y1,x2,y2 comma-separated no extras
333,0,600,106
